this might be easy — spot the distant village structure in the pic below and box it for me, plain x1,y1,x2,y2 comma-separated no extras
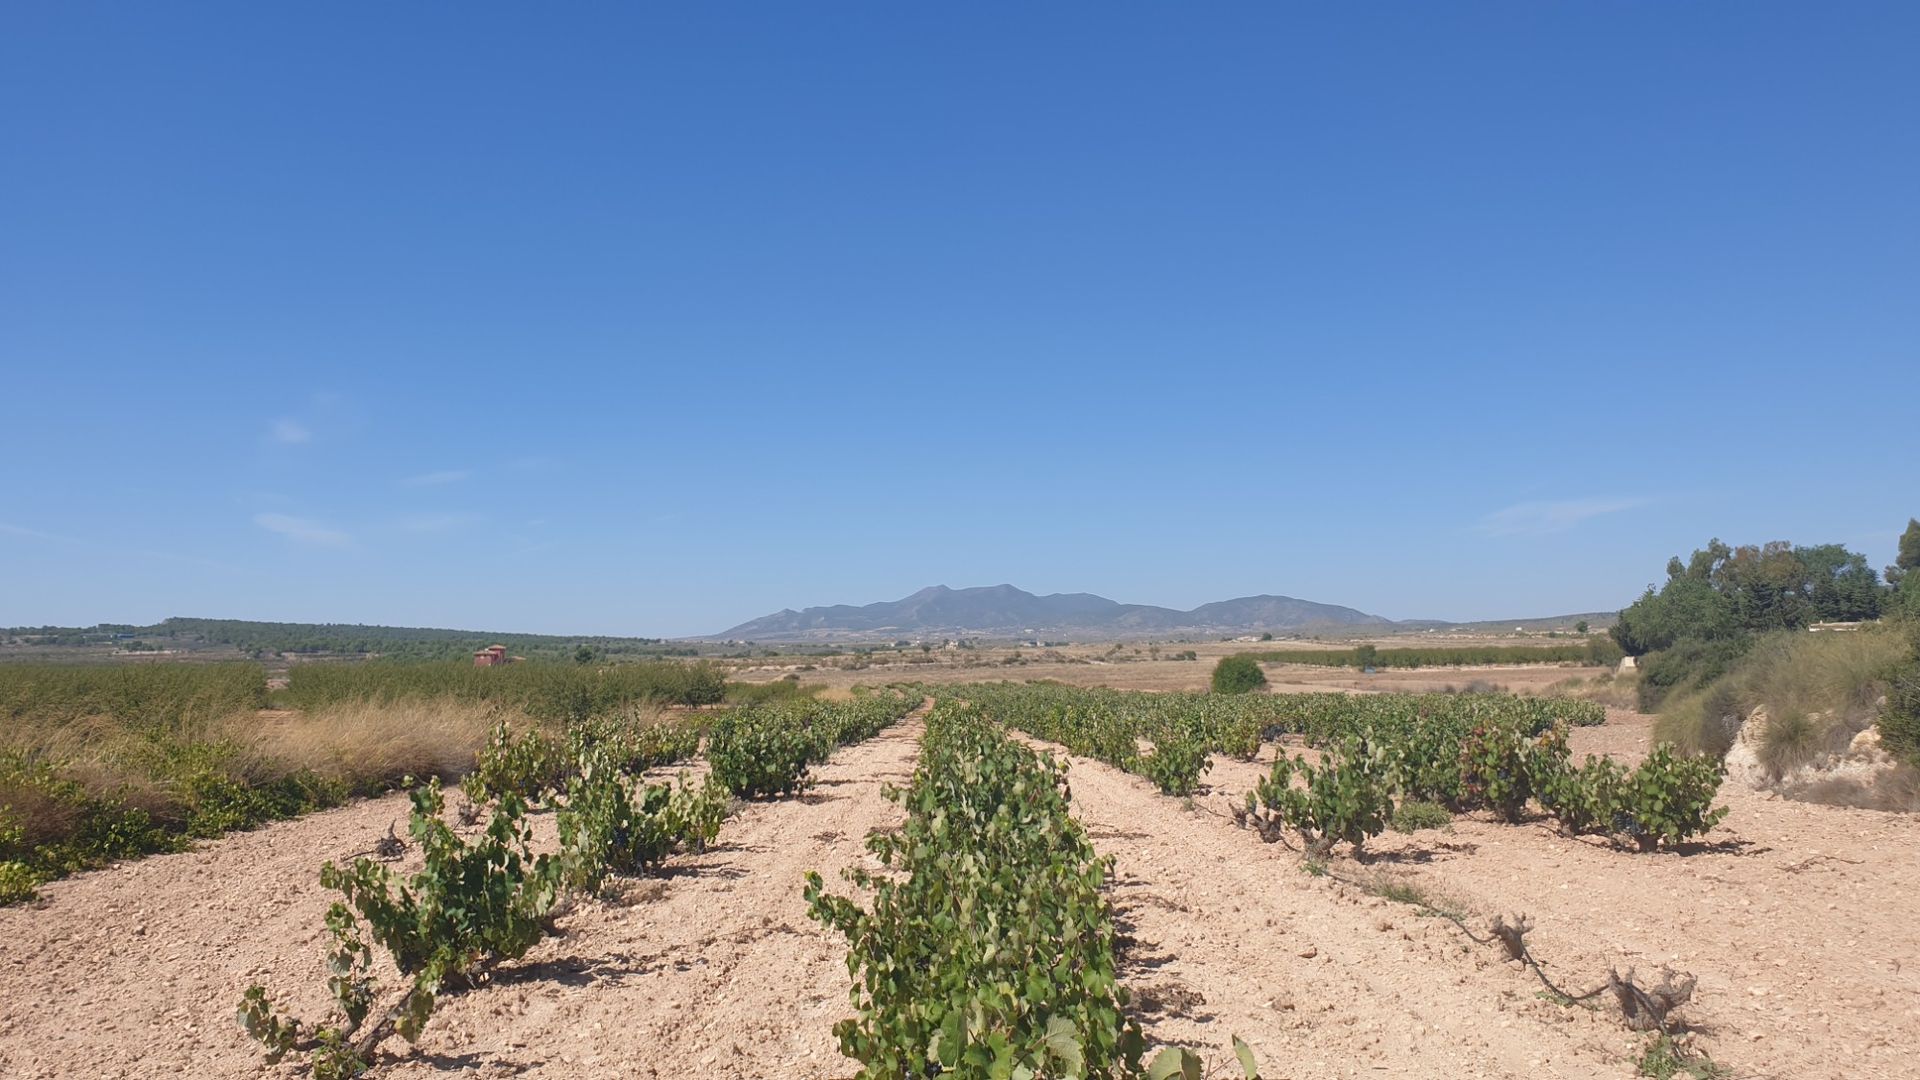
472,644,521,667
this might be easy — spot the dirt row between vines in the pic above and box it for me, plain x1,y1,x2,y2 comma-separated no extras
1061,708,1920,1080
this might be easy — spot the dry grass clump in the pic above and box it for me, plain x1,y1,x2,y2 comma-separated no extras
3,694,536,900
232,698,531,791
1545,670,1640,711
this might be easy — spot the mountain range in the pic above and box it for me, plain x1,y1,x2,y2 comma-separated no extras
712,584,1604,641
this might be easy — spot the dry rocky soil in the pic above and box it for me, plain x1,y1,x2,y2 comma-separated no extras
3,703,1917,1079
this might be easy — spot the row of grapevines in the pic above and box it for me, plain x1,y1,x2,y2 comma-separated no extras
806,698,1257,1079
925,682,1602,798
1246,716,1726,854
464,706,707,803
708,690,918,798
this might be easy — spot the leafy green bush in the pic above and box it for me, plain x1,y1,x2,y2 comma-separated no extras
1248,738,1393,854
1389,799,1452,833
464,721,566,803
1457,719,1565,823
706,710,823,798
1211,655,1267,695
1538,744,1725,850
557,754,726,892
1616,745,1728,850
0,859,39,904
1883,641,1920,767
1539,754,1629,837
1137,733,1212,796
706,694,915,799
241,779,563,1077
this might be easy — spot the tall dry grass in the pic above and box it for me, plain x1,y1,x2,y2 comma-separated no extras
1544,670,1641,711
1653,628,1907,773
3,694,548,900
230,698,540,792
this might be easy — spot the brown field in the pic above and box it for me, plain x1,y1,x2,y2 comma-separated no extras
725,638,1596,697
3,663,1916,1079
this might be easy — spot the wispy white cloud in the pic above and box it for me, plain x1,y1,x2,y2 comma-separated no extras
400,469,471,487
1477,497,1644,537
254,512,351,547
397,513,481,534
270,418,313,444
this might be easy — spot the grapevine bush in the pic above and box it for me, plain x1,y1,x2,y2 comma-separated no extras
1247,738,1394,854
1541,745,1728,851
240,779,563,1078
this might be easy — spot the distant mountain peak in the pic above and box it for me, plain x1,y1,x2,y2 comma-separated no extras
712,584,1390,641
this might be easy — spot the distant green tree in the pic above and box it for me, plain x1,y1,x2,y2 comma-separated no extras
1575,620,1590,635
1795,543,1884,622
1614,535,1889,708
1888,518,1920,586
1211,655,1267,695
1353,643,1379,670
574,644,596,664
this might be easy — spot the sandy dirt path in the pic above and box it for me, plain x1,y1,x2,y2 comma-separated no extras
0,720,923,1079
1187,711,1920,1080
1025,736,1654,1080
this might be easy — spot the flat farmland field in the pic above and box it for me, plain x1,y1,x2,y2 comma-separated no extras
3,667,1914,1080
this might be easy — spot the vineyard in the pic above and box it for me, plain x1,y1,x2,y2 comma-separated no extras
239,691,919,1078
1,675,1916,1080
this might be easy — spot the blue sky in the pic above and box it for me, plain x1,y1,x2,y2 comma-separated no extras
2,5,1915,637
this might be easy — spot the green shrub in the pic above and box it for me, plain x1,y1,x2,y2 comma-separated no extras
1637,636,1753,711
1539,743,1724,850
1389,800,1451,833
1616,745,1727,850
1248,738,1393,854
0,860,39,904
706,710,817,798
1882,641,1920,767
464,722,566,804
556,750,726,892
1539,754,1628,837
704,695,913,800
241,779,563,1075
1137,733,1212,796
1211,655,1267,695
1458,720,1565,823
